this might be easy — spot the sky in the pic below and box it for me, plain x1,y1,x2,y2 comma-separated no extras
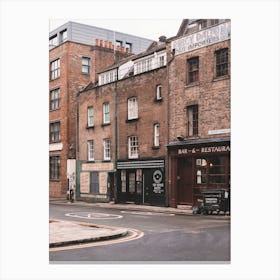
49,18,183,41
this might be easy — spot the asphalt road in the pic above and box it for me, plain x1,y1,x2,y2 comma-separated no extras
49,203,230,262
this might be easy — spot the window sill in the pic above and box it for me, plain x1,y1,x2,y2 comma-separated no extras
50,77,60,82
50,179,60,182
154,98,163,103
103,159,111,162
184,82,200,89
82,72,90,75
101,122,111,127
213,75,230,82
152,145,160,150
87,160,95,162
126,118,139,123
49,109,60,112
86,125,94,129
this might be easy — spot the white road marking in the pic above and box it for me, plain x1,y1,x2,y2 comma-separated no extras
65,212,123,220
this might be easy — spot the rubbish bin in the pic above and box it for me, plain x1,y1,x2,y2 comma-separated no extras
200,189,230,214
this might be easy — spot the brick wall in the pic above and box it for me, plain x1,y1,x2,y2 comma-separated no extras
168,39,231,142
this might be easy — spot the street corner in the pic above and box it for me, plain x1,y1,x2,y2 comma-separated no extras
49,219,143,252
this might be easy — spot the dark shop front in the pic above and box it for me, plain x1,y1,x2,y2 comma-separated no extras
116,158,166,206
168,138,230,208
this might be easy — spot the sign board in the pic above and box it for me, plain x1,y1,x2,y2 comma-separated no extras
80,172,90,193
171,21,231,56
178,145,230,155
152,170,164,194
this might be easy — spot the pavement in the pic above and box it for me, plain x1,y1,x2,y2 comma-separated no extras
49,198,230,249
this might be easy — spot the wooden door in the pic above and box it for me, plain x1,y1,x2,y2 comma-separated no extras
177,157,193,204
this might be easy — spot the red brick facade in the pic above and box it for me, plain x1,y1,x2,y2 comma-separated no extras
49,41,130,198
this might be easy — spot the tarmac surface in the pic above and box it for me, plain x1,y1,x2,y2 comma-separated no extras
49,198,229,249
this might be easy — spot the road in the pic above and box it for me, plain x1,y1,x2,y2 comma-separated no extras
49,203,230,262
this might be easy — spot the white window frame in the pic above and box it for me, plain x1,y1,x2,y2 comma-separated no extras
87,107,94,127
128,136,139,159
50,59,60,80
82,57,91,74
156,85,162,100
87,140,94,161
154,123,160,147
103,103,110,124
103,139,111,160
127,97,138,120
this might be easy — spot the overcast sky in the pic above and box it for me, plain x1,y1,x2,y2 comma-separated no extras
49,18,183,41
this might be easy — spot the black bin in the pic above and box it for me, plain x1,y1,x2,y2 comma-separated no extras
199,189,230,214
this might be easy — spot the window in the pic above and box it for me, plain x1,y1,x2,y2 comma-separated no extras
215,48,229,77
195,156,227,185
50,156,60,180
116,40,122,47
199,20,207,30
125,42,132,52
156,85,162,100
87,107,94,127
127,97,138,120
49,156,60,180
187,105,198,136
128,136,139,159
50,121,60,143
82,57,90,74
121,170,126,192
49,35,58,48
50,88,60,110
154,123,160,147
50,59,60,80
103,103,110,124
187,57,199,83
211,19,219,25
87,140,94,161
60,29,67,42
103,139,111,160
158,55,165,67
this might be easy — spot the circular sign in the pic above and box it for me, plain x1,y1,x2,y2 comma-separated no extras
153,170,162,184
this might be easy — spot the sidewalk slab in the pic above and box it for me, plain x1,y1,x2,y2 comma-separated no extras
49,219,128,248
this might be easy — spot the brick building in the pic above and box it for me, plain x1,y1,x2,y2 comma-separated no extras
49,21,153,198
76,39,170,205
167,19,231,208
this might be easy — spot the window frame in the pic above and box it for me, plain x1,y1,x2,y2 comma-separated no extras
87,140,94,161
153,123,160,147
50,58,60,80
87,106,94,127
156,85,162,100
50,121,60,143
103,139,111,160
103,102,110,124
128,136,139,159
50,88,60,111
187,105,199,137
49,156,60,180
82,56,91,74
60,29,67,43
215,48,229,77
187,57,199,83
127,97,138,120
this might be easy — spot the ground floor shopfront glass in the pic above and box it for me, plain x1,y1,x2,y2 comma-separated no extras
116,158,166,206
168,138,230,208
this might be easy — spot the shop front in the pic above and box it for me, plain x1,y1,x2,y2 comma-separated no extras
168,138,230,208
116,158,166,206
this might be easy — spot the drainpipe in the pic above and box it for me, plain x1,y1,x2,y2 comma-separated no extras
113,30,118,203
